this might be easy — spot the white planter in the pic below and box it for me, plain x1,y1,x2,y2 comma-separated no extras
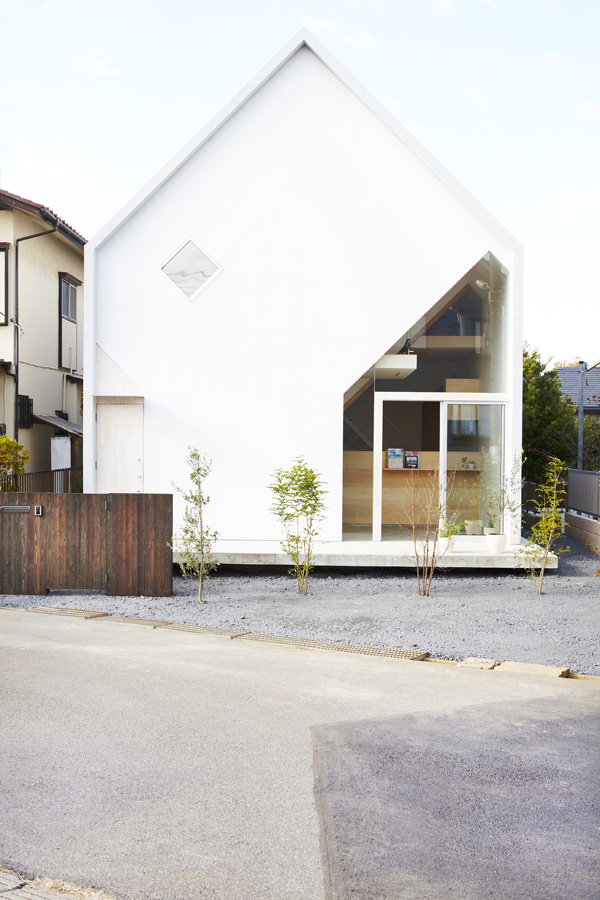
438,536,456,554
464,519,483,535
483,527,495,535
485,533,507,554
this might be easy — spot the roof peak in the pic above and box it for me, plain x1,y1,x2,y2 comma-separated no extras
88,29,521,255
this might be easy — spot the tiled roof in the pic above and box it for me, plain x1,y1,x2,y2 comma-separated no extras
556,366,600,410
0,188,86,247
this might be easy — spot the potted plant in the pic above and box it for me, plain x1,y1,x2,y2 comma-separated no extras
464,517,483,535
461,485,483,534
483,457,522,554
438,514,463,553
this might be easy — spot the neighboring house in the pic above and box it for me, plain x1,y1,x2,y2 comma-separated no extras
85,31,523,563
556,365,600,418
0,189,85,473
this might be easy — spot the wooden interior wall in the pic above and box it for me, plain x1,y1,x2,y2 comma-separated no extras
0,493,172,597
343,451,482,525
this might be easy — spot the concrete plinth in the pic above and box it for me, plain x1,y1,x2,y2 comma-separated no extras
210,538,556,570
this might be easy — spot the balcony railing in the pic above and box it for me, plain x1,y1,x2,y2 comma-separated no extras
0,467,83,493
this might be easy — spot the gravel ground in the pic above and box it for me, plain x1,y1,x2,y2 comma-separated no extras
3,533,599,675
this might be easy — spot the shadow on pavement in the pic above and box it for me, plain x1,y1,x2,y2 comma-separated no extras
312,696,599,900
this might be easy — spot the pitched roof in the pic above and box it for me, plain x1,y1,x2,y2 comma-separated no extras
556,366,600,410
88,29,522,255
0,188,86,248
32,414,83,437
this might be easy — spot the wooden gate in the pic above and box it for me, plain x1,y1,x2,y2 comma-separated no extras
0,493,172,597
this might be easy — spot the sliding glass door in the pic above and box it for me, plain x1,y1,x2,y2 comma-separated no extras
372,396,505,540
445,404,504,535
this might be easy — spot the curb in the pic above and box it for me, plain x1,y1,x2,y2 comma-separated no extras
5,606,599,679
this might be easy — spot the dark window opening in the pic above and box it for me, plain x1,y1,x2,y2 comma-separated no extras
18,394,33,429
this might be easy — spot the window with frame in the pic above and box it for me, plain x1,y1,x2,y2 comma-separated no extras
18,394,33,429
162,240,220,299
60,274,78,322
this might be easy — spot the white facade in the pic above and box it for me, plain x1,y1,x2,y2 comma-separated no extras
85,32,523,554
0,193,84,472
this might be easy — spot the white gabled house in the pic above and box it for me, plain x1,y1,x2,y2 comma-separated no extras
85,30,523,566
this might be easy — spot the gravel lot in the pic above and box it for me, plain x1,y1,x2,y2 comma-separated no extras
3,533,599,675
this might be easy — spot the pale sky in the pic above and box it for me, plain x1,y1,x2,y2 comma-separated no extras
1,0,598,366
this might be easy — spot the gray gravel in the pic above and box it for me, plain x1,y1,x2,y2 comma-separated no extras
3,533,599,675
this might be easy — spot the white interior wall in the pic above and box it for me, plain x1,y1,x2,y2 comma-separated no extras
87,45,520,541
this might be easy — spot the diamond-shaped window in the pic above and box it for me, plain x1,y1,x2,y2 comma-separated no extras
162,240,220,299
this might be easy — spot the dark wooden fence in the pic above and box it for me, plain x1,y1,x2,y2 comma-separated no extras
521,481,538,515
0,467,83,493
0,493,172,597
522,479,570,515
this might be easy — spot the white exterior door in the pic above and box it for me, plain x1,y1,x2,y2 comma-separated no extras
96,402,144,493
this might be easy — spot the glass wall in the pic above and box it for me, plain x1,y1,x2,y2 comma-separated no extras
446,404,504,534
342,383,374,538
342,398,506,541
341,251,508,406
375,253,507,394
341,249,509,541
380,401,440,539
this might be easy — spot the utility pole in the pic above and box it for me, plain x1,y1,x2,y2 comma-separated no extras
577,358,600,470
577,361,586,470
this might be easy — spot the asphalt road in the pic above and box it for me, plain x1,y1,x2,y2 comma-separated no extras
1,610,598,900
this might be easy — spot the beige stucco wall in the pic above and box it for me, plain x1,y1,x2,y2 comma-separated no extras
0,207,84,471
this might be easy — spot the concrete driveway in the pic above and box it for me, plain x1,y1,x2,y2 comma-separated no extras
0,610,598,900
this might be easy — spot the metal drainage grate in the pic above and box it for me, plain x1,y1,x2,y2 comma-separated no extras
232,632,428,660
158,623,252,638
31,607,108,619
100,616,172,627
26,610,427,660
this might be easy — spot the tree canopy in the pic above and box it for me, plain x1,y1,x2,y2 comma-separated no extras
522,345,577,482
0,436,30,477
582,415,600,472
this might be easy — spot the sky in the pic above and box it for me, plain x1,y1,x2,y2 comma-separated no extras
1,0,598,367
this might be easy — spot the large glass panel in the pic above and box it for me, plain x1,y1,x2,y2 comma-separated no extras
342,381,374,538
381,401,440,540
341,249,508,540
376,253,507,394
446,404,504,534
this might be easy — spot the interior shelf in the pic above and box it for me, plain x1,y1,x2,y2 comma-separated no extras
383,468,480,472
